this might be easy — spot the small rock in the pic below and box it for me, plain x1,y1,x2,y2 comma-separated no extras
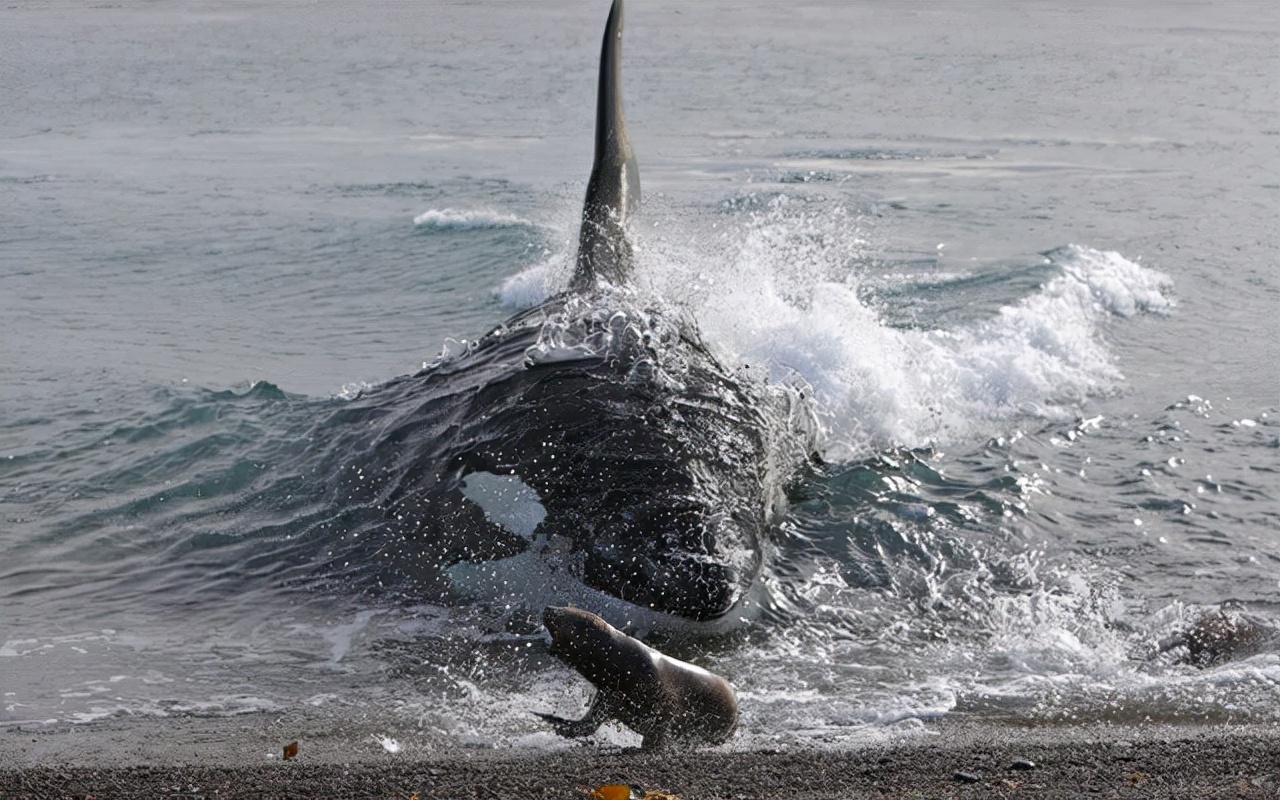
1010,758,1037,771
953,770,981,784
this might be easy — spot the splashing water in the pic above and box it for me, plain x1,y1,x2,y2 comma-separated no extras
499,195,1175,460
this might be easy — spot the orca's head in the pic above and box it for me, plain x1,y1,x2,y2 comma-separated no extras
575,502,757,622
582,552,742,622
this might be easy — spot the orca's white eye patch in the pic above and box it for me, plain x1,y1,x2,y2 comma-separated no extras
460,471,547,539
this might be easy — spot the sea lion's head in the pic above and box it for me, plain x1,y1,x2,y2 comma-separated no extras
543,606,618,670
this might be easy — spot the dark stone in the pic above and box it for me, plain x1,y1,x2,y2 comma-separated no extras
953,770,981,784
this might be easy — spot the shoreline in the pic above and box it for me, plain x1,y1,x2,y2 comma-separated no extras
3,718,1276,799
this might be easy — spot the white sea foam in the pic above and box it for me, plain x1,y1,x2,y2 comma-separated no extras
679,201,1172,457
694,224,1174,457
413,207,529,230
371,734,401,753
496,252,569,310
720,568,1279,743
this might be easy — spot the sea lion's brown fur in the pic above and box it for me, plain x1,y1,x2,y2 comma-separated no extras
538,606,738,749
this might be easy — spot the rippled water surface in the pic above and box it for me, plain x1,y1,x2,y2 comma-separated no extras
2,1,1277,749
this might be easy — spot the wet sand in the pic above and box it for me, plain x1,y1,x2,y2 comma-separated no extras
3,718,1276,799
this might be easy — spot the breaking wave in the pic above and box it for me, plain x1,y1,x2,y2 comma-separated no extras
413,207,531,231
495,195,1174,461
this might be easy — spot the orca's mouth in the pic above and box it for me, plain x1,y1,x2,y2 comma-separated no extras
582,542,744,622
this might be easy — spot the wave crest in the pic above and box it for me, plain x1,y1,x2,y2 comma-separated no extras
413,208,530,230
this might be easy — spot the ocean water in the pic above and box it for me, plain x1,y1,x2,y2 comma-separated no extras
2,1,1277,751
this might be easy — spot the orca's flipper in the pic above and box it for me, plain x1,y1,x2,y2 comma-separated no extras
572,0,640,290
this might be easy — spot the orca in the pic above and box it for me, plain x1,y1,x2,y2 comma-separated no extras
320,0,814,625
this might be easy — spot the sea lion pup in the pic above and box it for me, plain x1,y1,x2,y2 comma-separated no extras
536,606,738,749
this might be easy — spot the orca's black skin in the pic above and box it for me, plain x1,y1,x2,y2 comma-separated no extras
320,0,811,623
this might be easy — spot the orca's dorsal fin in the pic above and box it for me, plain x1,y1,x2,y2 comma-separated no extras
572,0,640,291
